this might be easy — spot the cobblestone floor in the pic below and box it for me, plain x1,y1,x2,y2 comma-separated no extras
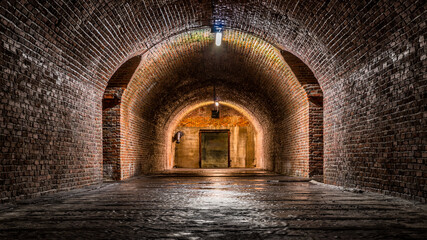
0,169,426,239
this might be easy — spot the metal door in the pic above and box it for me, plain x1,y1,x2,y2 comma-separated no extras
199,130,230,168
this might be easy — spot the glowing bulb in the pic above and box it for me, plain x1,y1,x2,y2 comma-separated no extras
215,32,222,46
215,101,219,107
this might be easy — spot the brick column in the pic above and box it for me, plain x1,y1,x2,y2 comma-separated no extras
102,88,124,180
305,85,323,177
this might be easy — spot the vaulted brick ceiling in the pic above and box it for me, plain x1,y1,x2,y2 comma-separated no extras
4,0,421,91
123,29,307,126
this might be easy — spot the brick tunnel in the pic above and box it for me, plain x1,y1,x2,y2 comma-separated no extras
102,29,323,179
0,0,426,238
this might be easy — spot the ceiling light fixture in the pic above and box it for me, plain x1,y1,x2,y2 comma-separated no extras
212,18,224,47
215,31,222,46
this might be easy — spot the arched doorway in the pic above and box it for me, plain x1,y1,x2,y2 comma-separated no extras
103,29,323,180
169,104,261,169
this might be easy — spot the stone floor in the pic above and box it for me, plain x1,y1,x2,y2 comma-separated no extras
0,169,426,239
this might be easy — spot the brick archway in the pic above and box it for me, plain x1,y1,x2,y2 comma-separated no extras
102,56,142,180
281,51,324,177
103,29,323,179
165,102,266,170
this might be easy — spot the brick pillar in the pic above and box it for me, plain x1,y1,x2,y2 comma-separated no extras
102,88,124,180
304,84,323,177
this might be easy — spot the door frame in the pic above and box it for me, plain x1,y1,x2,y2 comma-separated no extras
199,129,231,168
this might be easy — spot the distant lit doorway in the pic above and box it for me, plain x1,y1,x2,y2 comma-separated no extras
199,130,230,168
172,104,257,169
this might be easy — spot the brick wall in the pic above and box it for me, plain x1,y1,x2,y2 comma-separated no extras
177,106,251,128
309,96,324,177
273,105,310,177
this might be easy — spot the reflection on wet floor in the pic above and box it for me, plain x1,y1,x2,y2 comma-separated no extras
0,169,426,239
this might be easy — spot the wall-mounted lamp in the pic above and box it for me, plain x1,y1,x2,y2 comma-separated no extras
173,131,185,144
212,85,220,118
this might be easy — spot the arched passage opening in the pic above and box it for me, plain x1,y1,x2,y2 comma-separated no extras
102,28,323,179
102,55,142,180
165,102,266,170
